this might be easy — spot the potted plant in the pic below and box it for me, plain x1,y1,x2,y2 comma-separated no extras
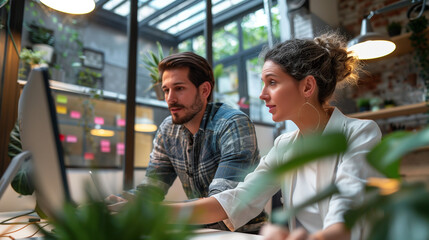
356,98,370,112
19,48,46,68
141,42,172,101
19,48,47,79
387,21,402,37
27,24,55,64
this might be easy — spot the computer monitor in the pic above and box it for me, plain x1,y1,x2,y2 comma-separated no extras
17,67,71,218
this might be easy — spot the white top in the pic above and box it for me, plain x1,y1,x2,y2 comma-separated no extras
293,162,323,233
213,108,382,240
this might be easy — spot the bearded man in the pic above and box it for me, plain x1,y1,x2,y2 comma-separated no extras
138,52,266,233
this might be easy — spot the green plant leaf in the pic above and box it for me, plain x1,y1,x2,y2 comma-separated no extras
272,184,339,225
11,166,34,195
245,132,348,204
367,127,429,178
271,132,348,177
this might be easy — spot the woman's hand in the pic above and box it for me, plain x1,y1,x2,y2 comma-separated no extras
260,224,309,240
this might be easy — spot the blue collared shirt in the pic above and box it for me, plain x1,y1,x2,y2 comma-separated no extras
138,102,265,232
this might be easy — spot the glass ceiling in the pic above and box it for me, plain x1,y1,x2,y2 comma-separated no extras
96,0,254,37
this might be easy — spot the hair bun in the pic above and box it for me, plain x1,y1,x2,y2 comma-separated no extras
314,33,360,85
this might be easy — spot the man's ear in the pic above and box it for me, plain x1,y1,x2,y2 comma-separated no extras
301,75,317,98
199,81,211,99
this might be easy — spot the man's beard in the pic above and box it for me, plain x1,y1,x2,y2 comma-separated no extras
170,94,204,124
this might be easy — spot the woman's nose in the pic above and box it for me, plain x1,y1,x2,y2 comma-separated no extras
259,87,269,100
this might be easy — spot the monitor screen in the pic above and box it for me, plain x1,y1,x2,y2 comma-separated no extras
18,68,71,218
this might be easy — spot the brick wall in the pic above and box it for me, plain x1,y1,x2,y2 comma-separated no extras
335,0,428,132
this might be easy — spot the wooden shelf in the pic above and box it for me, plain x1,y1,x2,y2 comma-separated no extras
382,27,429,60
348,102,429,120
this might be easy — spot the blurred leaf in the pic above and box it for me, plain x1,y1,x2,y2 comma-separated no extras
367,127,429,178
41,190,194,240
11,166,34,195
245,132,347,205
272,184,339,225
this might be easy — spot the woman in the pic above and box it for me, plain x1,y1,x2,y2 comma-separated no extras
171,32,382,240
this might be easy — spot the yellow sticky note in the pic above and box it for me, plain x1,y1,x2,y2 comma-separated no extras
56,105,67,114
56,95,68,104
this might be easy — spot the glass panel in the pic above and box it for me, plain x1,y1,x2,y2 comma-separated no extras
215,64,239,109
178,39,192,52
157,1,205,31
138,5,156,22
52,89,167,168
171,12,205,35
213,22,238,61
102,0,123,10
246,57,272,123
114,1,130,16
213,0,246,15
149,0,174,10
193,35,206,58
272,4,281,40
242,8,268,50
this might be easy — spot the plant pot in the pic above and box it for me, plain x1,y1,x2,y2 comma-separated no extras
33,44,54,64
153,83,165,100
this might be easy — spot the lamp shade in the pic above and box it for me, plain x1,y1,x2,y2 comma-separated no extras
40,0,96,15
135,117,157,133
348,18,396,60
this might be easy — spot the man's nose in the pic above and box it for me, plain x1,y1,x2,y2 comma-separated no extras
166,90,176,104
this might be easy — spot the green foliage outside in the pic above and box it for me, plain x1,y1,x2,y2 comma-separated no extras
213,22,239,61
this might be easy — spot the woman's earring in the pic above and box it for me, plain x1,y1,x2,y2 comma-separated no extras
298,98,321,132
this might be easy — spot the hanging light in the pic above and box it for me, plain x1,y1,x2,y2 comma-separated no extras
135,117,157,133
40,0,96,15
347,18,396,60
91,124,115,137
347,0,427,60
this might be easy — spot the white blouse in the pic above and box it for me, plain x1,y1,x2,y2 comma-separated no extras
213,108,382,240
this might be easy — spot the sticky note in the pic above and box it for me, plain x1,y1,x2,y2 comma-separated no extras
84,152,94,160
70,111,81,119
117,118,126,127
66,135,77,143
56,105,67,114
94,117,104,125
56,95,68,104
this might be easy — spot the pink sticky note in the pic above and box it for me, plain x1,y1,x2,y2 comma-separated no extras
94,117,104,125
117,143,125,155
70,111,81,119
100,140,110,147
101,146,111,153
117,118,126,127
66,135,78,143
84,152,94,160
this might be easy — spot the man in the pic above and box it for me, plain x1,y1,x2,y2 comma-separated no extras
112,52,266,233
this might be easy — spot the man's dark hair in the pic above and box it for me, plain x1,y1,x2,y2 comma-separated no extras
158,52,214,101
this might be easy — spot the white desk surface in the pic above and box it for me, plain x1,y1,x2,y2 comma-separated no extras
190,229,263,240
0,211,263,240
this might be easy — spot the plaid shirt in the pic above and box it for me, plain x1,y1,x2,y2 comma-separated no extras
138,102,266,232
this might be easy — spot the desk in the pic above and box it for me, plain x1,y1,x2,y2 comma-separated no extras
190,229,263,240
1,212,263,240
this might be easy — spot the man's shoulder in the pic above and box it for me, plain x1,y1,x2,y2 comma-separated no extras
210,102,250,122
